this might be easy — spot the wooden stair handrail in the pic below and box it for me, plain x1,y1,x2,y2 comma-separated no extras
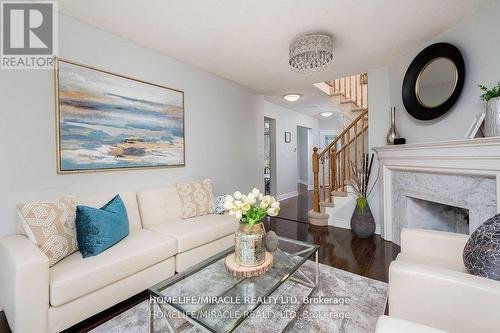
312,110,368,213
311,73,369,214
317,109,368,159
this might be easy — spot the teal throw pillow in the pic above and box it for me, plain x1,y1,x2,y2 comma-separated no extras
76,194,129,258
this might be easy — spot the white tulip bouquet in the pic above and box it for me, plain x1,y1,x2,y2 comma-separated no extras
223,188,280,228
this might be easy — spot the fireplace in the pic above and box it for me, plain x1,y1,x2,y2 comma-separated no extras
386,170,495,244
406,196,469,234
374,138,500,246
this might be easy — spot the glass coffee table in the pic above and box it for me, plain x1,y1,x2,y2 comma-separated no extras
148,236,319,333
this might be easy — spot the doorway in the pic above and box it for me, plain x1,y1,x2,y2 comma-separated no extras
296,126,311,191
264,117,276,196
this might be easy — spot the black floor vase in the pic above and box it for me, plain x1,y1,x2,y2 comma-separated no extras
351,203,376,238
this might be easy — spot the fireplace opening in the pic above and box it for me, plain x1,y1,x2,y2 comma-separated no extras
406,196,469,234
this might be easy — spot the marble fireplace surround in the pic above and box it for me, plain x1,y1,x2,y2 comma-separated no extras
374,137,500,245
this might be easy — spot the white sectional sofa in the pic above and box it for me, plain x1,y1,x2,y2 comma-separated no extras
0,185,238,333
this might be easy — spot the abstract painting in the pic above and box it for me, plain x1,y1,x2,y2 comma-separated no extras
55,59,184,173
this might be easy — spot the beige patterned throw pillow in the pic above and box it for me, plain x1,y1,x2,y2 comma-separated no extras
176,179,215,218
17,197,78,266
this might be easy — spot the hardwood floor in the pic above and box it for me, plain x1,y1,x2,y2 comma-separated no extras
276,183,312,223
264,217,399,283
0,185,399,332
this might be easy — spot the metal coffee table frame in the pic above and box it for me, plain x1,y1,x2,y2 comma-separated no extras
148,236,319,333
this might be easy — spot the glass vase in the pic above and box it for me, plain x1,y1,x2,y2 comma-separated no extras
235,222,266,267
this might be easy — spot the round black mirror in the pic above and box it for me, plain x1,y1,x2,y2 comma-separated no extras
402,43,465,121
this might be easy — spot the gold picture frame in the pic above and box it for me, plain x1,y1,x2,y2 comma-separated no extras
54,57,185,173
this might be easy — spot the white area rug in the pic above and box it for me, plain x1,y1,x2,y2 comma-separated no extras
91,261,387,333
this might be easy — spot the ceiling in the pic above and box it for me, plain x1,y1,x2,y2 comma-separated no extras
58,0,494,118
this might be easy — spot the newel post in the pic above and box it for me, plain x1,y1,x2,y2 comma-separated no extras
312,147,320,212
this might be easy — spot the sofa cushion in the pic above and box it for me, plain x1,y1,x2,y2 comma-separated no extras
463,213,500,281
176,179,216,219
396,253,467,273
213,194,228,215
137,186,183,227
75,192,142,231
16,197,78,267
148,214,237,253
76,195,129,258
49,229,176,306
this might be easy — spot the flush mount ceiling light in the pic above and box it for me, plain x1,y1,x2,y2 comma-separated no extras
289,33,333,74
320,112,333,117
283,94,301,102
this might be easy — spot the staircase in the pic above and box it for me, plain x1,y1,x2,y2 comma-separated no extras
309,73,369,226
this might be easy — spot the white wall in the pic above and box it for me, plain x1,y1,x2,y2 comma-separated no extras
319,115,343,131
384,1,500,144
367,1,500,232
367,67,391,231
297,126,309,185
0,14,263,236
261,100,319,200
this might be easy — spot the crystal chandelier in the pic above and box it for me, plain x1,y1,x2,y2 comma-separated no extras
289,34,333,74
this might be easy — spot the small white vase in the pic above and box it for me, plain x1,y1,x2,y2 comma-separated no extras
484,97,500,137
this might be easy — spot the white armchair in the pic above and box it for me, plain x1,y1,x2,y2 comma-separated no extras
375,315,448,333
389,228,500,333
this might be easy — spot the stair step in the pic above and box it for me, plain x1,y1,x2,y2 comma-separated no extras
319,200,335,207
331,191,348,197
340,99,355,104
351,106,368,112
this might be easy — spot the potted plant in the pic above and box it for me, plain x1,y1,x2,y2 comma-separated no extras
479,83,500,137
346,154,376,238
224,189,280,266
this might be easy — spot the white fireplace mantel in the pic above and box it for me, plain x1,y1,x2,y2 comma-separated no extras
373,137,500,243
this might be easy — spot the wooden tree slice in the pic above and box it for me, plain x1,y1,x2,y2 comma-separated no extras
224,252,273,278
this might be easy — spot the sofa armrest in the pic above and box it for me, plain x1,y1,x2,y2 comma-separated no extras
400,228,469,265
0,235,49,333
389,260,500,333
375,315,449,333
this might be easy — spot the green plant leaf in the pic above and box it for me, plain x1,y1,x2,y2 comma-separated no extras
479,82,500,101
357,197,368,211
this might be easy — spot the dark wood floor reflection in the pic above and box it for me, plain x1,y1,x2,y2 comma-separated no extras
276,183,312,223
265,217,399,282
275,184,399,282
0,184,399,333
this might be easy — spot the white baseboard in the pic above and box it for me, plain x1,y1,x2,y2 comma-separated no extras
298,179,308,186
331,217,381,235
277,191,298,201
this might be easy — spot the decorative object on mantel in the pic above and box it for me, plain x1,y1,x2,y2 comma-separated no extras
386,106,401,145
223,189,280,267
402,42,465,121
463,213,500,281
284,131,291,143
479,83,500,137
464,112,485,139
289,33,333,74
347,154,376,238
393,138,406,145
224,252,274,278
